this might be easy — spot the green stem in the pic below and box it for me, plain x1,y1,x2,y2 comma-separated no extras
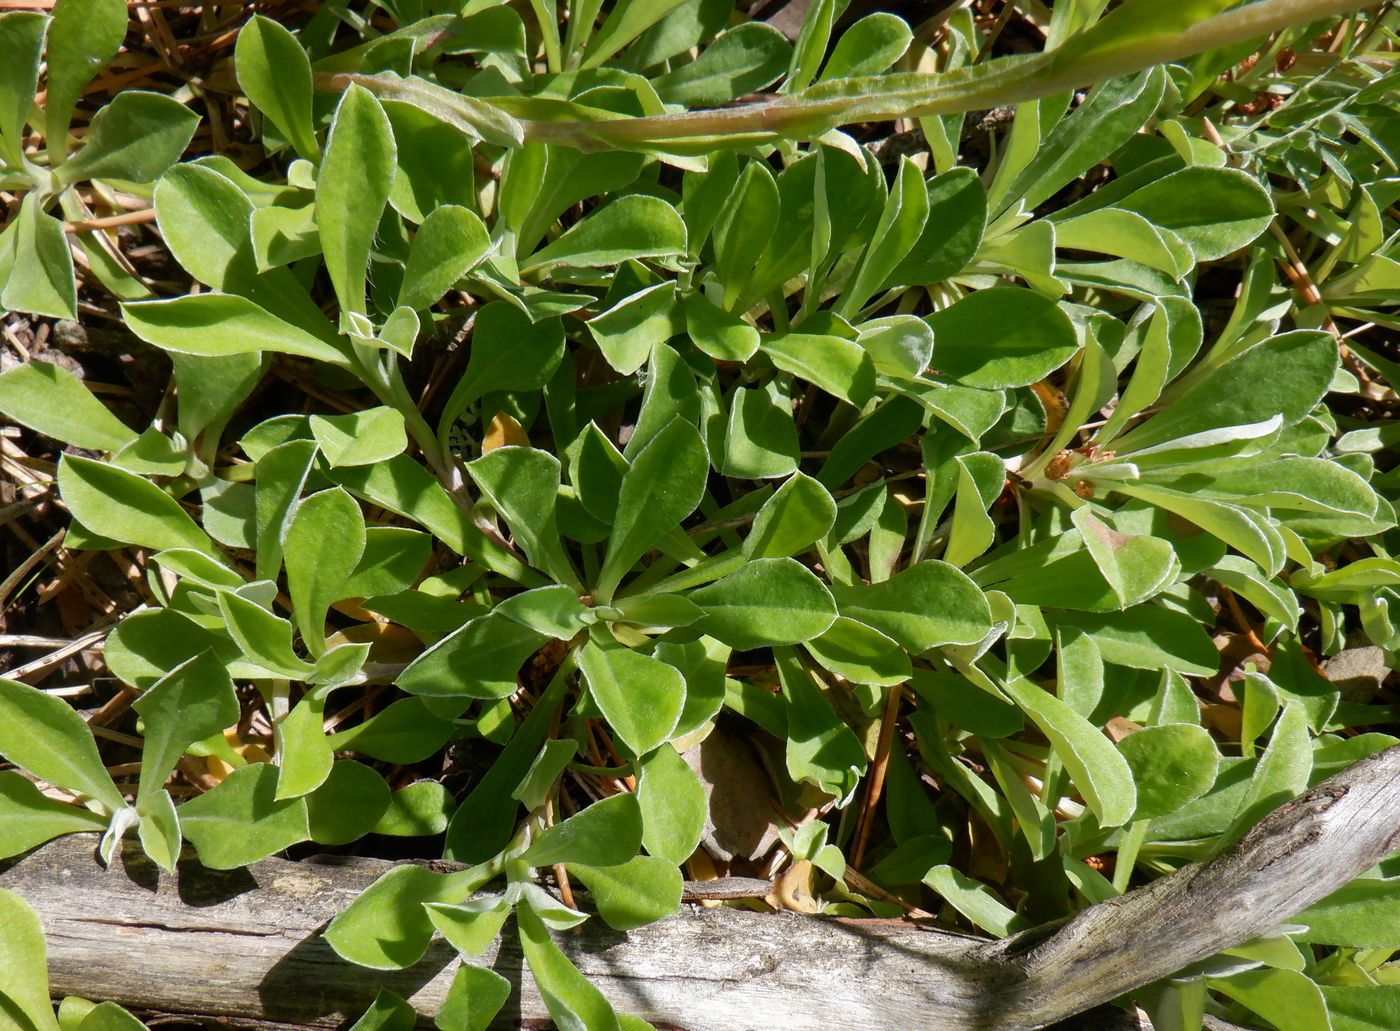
442,0,1373,151
325,0,1373,153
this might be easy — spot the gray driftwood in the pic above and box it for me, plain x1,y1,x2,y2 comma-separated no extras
5,745,1400,1031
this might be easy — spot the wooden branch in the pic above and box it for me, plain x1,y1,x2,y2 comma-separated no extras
5,745,1400,1031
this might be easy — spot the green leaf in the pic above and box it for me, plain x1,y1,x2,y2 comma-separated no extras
580,0,689,68
1094,301,1185,444
521,195,686,273
944,452,1002,569
885,166,986,288
1322,985,1400,1030
722,380,799,478
652,23,791,106
597,418,707,602
468,447,578,588
399,205,492,311
307,760,392,845
1004,677,1137,828
512,739,578,814
0,770,107,860
831,561,992,653
637,743,706,864
235,15,319,160
122,293,348,366
712,159,779,306
73,1002,147,1031
1051,606,1219,675
1055,208,1191,277
805,617,911,687
999,67,1166,215
745,472,837,560
578,631,685,756
690,557,837,649
1071,507,1179,609
104,607,267,688
435,963,511,1031
821,13,911,79
437,303,565,437
495,585,590,640
0,362,136,451
776,648,867,804
133,651,240,807
983,736,1056,861
152,164,332,336
0,887,60,1031
342,527,431,600
425,893,513,958
0,193,76,320
1096,166,1274,262
517,902,623,1031
275,690,335,800
249,201,321,271
317,84,396,318
310,408,408,468
524,790,643,868
922,865,1029,938
216,591,314,679
325,863,488,969
43,0,126,159
785,0,836,91
56,91,199,186
1116,484,1285,578
349,69,522,149
1211,556,1301,633
327,697,455,764
926,287,1078,389
444,673,570,861
328,456,526,578
1298,880,1400,948
838,157,928,317
507,145,645,256
761,331,876,408
1191,456,1382,521
397,610,548,699
568,855,683,930
1054,627,1104,718
857,316,934,379
284,488,367,656
136,788,182,873
0,12,45,168
347,990,417,1031
1117,723,1219,820
658,636,728,740
626,340,701,459
59,456,216,555
308,641,370,690
1224,701,1311,842
0,677,116,814
385,101,480,224
1209,969,1330,1031
682,292,760,362
172,352,264,445
252,438,317,581
1115,331,1337,455
177,763,309,870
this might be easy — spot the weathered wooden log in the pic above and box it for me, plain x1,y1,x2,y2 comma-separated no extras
5,745,1400,1031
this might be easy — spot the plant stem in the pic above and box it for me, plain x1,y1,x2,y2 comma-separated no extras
515,0,1378,149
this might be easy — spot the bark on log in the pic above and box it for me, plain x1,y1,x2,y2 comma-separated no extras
5,745,1400,1031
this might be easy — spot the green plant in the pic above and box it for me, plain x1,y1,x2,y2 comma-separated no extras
0,0,197,319
1,0,1398,1027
